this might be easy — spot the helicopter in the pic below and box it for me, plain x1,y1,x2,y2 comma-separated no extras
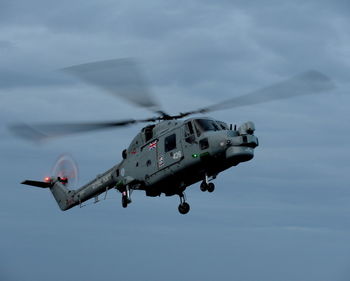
11,59,334,214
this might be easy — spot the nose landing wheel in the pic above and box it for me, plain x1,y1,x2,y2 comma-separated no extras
200,181,215,193
207,183,215,193
200,181,207,192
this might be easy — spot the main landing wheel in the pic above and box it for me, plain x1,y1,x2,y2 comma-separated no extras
122,195,128,208
178,202,190,214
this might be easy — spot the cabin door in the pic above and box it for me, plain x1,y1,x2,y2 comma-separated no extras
157,130,183,170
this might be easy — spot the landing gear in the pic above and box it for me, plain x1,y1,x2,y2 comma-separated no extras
121,186,132,208
207,183,215,193
178,193,190,214
178,202,190,214
200,174,215,193
122,194,128,208
200,181,215,192
200,181,207,192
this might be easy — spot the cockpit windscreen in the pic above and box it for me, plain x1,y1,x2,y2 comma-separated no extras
195,119,220,132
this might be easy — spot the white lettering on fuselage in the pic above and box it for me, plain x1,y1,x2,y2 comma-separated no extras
91,174,110,189
172,151,182,160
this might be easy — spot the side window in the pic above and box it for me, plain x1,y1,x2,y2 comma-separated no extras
165,134,176,152
199,138,209,150
144,126,154,142
184,122,194,137
193,122,201,137
184,122,196,144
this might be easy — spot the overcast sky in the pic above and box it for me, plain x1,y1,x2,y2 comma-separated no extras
1,1,350,281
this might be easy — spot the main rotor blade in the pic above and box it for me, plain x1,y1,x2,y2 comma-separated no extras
9,118,157,142
62,58,159,111
179,70,335,117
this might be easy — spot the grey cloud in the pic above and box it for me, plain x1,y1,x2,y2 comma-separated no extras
1,1,350,281
0,40,14,50
1,0,348,93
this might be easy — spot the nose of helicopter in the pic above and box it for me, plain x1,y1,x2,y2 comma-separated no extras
226,146,254,163
225,132,258,164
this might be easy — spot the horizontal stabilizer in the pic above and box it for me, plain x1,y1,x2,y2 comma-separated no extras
22,180,52,188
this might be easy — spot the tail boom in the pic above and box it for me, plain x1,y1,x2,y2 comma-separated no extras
22,167,118,211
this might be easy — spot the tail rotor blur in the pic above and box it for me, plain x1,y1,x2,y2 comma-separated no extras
51,154,79,189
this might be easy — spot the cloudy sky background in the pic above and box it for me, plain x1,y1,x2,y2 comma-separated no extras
1,1,349,280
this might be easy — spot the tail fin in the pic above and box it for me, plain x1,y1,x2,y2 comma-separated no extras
22,179,74,211
50,182,73,211
22,180,52,188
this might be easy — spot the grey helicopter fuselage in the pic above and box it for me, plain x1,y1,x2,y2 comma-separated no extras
45,117,258,212
121,117,258,197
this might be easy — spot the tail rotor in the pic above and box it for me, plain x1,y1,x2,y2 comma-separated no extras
51,154,79,189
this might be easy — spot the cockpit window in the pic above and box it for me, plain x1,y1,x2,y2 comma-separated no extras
184,121,194,137
194,119,221,134
217,121,229,130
